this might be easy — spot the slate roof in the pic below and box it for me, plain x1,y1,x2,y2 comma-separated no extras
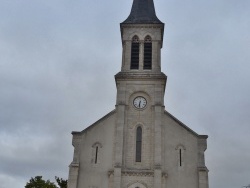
122,0,163,24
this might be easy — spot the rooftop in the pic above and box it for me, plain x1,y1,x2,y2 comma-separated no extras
122,0,163,24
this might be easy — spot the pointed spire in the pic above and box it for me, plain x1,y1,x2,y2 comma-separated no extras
122,0,163,24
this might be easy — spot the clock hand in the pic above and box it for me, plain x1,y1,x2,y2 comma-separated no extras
139,101,141,108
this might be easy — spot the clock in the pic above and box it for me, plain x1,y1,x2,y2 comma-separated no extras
133,96,147,109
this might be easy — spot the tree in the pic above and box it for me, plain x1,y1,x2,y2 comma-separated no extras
25,176,57,188
25,176,67,188
55,176,67,188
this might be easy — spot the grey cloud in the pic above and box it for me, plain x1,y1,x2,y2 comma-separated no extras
0,0,250,188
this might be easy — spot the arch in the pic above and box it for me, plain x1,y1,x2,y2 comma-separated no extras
131,35,140,69
136,126,142,162
132,35,139,42
91,142,102,165
175,144,186,150
92,142,103,148
127,181,147,188
143,35,152,70
144,35,152,43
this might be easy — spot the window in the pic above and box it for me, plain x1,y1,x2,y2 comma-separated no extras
131,36,139,69
175,144,185,167
92,142,102,165
179,149,182,166
143,35,152,70
95,146,99,164
136,126,142,162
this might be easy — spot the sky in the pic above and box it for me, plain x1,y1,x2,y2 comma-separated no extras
0,0,250,187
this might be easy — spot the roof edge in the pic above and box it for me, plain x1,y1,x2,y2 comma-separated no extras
72,109,116,135
164,110,208,138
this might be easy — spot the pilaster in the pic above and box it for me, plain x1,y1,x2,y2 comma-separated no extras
113,102,126,188
67,163,79,188
139,41,144,70
114,167,122,188
198,167,209,188
154,105,162,166
114,105,125,166
67,133,81,188
122,41,131,71
153,105,163,188
198,136,209,188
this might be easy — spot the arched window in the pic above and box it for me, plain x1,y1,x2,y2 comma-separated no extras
92,142,102,165
179,148,182,166
136,126,142,162
175,144,186,167
131,36,139,69
143,35,152,69
95,146,99,164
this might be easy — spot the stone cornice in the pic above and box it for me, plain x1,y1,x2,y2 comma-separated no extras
108,169,168,178
198,166,209,172
198,135,209,139
115,72,167,81
120,23,164,29
120,23,164,47
69,162,79,167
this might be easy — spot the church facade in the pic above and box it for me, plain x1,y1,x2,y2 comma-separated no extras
67,0,209,188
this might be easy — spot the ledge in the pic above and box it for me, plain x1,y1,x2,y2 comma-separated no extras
115,71,167,80
69,162,79,167
122,169,154,177
198,166,209,172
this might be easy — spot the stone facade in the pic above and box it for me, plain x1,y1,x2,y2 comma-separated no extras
67,1,209,188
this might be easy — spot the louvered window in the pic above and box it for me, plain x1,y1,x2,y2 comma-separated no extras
143,35,152,69
131,36,139,69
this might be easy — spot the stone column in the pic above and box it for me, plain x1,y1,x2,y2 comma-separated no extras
139,41,144,70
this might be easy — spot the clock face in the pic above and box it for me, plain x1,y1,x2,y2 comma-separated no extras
133,96,147,109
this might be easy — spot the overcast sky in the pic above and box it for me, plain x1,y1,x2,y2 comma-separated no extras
0,0,250,188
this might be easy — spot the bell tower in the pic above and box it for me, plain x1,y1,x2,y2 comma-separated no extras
116,0,167,108
113,0,168,187
119,0,164,73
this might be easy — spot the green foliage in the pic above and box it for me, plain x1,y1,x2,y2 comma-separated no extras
55,176,67,188
25,176,57,188
25,176,67,188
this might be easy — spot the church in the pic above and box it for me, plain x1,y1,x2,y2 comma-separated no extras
67,0,209,188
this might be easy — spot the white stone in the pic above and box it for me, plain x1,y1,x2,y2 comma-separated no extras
67,3,209,188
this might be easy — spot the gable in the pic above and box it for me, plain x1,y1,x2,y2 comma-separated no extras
72,109,116,136
164,110,208,138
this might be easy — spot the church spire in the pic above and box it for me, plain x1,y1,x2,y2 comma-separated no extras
122,0,163,24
